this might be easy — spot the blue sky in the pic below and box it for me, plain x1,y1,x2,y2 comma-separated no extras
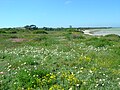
0,0,120,28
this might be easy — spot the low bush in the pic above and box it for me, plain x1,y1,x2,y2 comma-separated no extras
0,30,6,34
72,34,85,39
86,37,112,47
33,36,48,41
103,34,120,41
33,30,48,34
8,31,17,34
9,35,19,38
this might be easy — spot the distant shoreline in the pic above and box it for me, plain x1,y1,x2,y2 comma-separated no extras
83,29,100,35
83,28,120,36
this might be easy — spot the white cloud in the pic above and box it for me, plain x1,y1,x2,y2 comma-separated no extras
65,0,72,5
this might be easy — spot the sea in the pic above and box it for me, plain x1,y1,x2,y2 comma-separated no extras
92,28,120,36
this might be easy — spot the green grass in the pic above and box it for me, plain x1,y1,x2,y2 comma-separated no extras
0,29,120,90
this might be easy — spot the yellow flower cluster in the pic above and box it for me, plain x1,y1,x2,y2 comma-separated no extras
67,73,79,85
35,73,56,87
79,56,91,62
49,84,64,90
60,72,82,87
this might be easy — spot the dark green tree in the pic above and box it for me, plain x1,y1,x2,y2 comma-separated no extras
24,25,38,30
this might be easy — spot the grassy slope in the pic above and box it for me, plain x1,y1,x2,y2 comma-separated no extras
0,29,120,90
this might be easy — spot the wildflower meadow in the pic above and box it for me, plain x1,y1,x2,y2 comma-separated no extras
0,29,120,90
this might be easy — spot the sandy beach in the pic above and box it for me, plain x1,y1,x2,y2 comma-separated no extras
83,30,93,35
83,29,120,36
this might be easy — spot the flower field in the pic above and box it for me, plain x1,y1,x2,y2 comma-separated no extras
0,30,120,90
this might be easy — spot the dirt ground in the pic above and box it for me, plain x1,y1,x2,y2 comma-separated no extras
10,38,26,42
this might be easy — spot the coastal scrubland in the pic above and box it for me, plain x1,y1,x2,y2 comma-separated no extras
0,28,120,90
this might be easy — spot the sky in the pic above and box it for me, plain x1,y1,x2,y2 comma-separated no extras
0,0,120,28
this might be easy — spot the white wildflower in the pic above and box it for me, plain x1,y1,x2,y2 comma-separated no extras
76,84,80,86
24,62,26,65
99,79,102,82
118,82,120,86
80,67,84,70
103,73,105,76
69,87,72,90
14,82,17,84
8,69,10,72
33,75,35,77
0,72,4,74
102,83,104,86
89,70,93,73
95,84,99,87
117,78,120,80
14,72,17,74
102,79,105,81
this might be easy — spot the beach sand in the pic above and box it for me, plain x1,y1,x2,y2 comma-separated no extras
83,30,93,35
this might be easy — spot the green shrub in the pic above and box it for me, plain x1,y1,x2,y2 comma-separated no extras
8,31,17,34
9,35,19,38
65,33,72,40
72,34,85,39
14,69,50,89
33,36,48,41
33,30,48,34
0,30,6,34
105,34,120,38
65,32,85,40
103,34,120,41
86,37,112,47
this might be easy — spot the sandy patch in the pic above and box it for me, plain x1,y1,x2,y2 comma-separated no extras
83,30,92,35
10,38,26,42
83,30,99,35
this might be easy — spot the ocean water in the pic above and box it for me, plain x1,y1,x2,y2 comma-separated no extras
92,28,120,36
